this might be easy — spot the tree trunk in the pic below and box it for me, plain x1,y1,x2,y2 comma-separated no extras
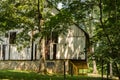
93,60,98,74
107,63,109,80
63,60,66,80
109,62,113,78
37,0,46,74
38,38,46,74
92,46,98,74
101,59,104,80
114,62,120,80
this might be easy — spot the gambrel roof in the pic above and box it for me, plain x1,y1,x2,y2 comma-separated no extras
46,0,90,47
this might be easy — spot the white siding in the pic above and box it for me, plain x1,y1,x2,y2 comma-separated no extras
10,45,31,60
51,25,86,60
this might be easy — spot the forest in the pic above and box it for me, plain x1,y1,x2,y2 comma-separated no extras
0,0,120,80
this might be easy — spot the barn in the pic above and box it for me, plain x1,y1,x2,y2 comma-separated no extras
0,0,90,75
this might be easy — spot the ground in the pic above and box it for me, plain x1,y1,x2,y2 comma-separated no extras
0,70,119,80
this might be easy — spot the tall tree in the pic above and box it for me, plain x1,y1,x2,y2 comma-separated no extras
0,0,72,74
92,0,120,79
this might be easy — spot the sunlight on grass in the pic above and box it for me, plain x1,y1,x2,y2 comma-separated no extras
6,70,31,73
0,70,114,80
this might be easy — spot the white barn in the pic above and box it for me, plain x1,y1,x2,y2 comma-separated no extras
50,24,88,60
0,0,90,75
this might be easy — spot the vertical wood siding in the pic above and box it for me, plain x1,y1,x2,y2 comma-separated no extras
51,25,86,60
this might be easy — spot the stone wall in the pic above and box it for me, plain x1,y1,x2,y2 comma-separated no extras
0,61,39,71
0,60,69,74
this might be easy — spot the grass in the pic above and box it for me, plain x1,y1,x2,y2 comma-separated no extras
0,70,113,80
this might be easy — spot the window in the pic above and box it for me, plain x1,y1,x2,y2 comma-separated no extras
52,33,58,60
45,32,58,60
9,32,16,44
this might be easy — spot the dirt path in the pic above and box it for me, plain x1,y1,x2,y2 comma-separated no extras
88,73,119,80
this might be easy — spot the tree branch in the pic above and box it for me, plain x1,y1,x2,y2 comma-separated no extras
99,0,113,50
38,0,42,32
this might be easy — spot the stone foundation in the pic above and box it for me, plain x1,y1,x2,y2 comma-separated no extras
0,60,69,74
0,61,39,71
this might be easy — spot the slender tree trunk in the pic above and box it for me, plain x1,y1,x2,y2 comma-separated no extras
63,60,66,80
109,62,113,78
101,59,104,80
92,47,98,74
88,4,98,74
37,0,47,74
114,62,120,80
93,60,98,74
38,38,46,74
107,63,109,80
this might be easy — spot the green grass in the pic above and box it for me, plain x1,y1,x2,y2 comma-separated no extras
0,70,112,80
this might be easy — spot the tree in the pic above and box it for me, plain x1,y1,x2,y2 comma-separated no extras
45,0,120,78
92,0,120,79
1,0,119,78
0,0,72,74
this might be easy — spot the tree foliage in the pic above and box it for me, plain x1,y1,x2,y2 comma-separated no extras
92,0,120,77
0,0,120,77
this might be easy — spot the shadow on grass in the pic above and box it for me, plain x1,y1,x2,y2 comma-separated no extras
0,70,112,80
0,70,42,80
